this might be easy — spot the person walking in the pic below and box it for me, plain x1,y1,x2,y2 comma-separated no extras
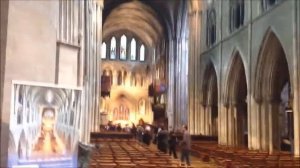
157,126,169,153
168,131,178,159
180,125,191,166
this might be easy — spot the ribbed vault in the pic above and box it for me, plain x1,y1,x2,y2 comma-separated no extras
103,1,163,46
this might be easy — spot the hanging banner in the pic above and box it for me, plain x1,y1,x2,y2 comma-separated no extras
8,81,82,168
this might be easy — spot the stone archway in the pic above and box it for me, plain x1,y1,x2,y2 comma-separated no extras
224,52,247,148
254,30,292,153
201,61,218,137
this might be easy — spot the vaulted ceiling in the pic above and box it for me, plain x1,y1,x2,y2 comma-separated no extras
103,0,185,46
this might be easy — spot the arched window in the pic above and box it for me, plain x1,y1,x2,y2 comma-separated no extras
141,77,144,87
261,0,279,12
140,45,145,61
124,108,129,120
17,107,22,124
119,105,124,120
101,42,106,59
117,71,122,85
139,99,146,115
113,108,118,121
110,37,116,59
131,73,136,86
120,35,127,60
70,110,74,126
206,9,216,47
229,0,245,33
130,39,136,60
123,71,127,85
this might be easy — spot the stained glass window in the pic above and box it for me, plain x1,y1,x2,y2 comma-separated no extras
101,42,106,59
110,37,116,59
120,35,127,60
130,38,136,60
140,45,145,61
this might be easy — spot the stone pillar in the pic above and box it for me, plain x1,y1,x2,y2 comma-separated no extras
218,104,222,144
79,0,103,143
166,39,175,130
95,1,103,132
188,9,202,135
220,104,229,145
236,103,244,147
261,100,269,151
268,99,280,153
206,104,212,135
227,101,237,147
200,103,205,135
188,11,195,135
294,0,300,157
294,96,300,156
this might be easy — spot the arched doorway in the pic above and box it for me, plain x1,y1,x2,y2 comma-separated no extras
202,61,218,137
225,52,248,148
254,30,292,153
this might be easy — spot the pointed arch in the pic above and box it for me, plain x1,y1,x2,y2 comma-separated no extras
224,49,247,105
201,60,218,105
110,37,116,59
140,45,145,61
120,35,127,60
253,28,292,152
117,70,122,85
254,28,291,101
201,59,219,136
102,42,107,59
130,38,137,60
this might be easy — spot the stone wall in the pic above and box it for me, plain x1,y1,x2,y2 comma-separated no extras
191,0,300,156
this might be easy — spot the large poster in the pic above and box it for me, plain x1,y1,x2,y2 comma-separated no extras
8,81,82,168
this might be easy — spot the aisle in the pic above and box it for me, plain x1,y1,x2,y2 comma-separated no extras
148,143,217,168
190,155,217,168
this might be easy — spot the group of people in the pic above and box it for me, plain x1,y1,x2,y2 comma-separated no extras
136,124,191,166
101,121,191,166
102,121,132,132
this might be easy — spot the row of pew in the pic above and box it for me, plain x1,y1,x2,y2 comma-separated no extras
89,139,195,168
191,141,300,168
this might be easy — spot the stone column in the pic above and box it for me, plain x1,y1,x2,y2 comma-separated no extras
220,104,229,145
237,103,244,147
206,104,212,135
200,103,205,135
260,99,269,151
95,1,103,132
188,11,195,135
204,105,209,135
227,101,237,147
167,39,175,130
267,99,280,153
293,0,300,157
250,98,262,150
224,104,229,146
